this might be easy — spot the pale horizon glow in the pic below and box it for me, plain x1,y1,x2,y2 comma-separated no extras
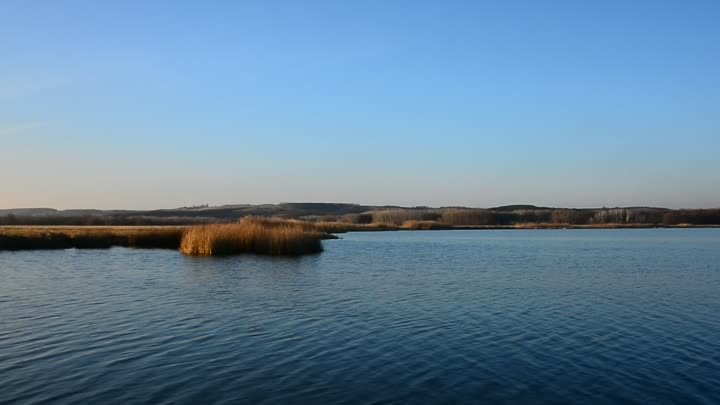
2,1,719,210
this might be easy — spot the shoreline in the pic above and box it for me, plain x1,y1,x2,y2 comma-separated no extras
2,223,719,231
1,222,718,254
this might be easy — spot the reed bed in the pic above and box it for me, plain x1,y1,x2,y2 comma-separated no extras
179,218,329,256
368,209,440,226
0,227,184,251
512,222,671,229
0,220,334,256
400,220,453,230
229,216,397,233
312,221,396,233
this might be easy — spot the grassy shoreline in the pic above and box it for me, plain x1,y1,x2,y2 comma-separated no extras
1,221,717,255
0,218,335,256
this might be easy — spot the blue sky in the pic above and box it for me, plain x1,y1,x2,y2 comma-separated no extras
1,1,718,209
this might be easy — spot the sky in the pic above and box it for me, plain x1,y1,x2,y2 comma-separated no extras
1,1,719,209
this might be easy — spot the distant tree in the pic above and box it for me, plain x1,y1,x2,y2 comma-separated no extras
592,209,627,224
513,209,551,223
2,214,18,225
662,212,677,225
371,209,438,225
552,209,592,225
440,209,495,225
339,213,373,224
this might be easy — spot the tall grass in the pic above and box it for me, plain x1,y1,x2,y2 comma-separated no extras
312,221,396,233
369,209,440,226
179,218,327,256
229,216,397,233
400,220,452,230
0,220,333,256
440,209,495,225
338,213,373,224
0,227,184,251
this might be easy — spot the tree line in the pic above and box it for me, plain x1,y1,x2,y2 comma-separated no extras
2,207,719,226
338,208,720,226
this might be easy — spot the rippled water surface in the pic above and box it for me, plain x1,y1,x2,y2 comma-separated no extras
1,229,719,405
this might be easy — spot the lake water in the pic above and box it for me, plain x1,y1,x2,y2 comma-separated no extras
1,229,719,405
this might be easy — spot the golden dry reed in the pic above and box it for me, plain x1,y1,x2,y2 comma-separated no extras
179,218,326,256
400,220,452,230
0,226,184,251
0,220,331,256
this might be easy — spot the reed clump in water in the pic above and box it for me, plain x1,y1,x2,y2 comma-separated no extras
179,218,329,256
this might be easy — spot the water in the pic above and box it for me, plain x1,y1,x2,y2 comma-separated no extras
1,229,719,405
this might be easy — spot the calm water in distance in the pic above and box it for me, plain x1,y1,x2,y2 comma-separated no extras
1,229,719,405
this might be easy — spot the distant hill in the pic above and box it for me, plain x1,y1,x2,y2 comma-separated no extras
0,203,437,220
489,204,553,211
0,208,60,216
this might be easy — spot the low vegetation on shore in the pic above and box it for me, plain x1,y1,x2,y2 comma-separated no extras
0,227,184,251
0,219,334,256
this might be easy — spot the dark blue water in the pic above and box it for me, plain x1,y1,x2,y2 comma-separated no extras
1,229,719,405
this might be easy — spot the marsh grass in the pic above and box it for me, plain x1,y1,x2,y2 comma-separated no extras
179,218,328,256
511,222,678,229
400,220,452,230
0,219,335,256
0,219,369,256
0,227,184,251
228,216,397,233
312,221,396,233
369,209,440,226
